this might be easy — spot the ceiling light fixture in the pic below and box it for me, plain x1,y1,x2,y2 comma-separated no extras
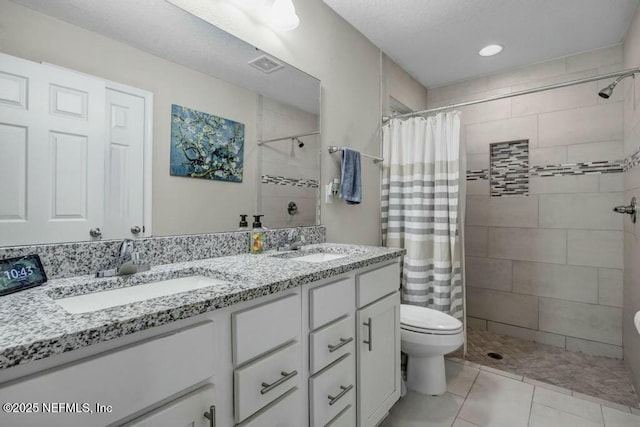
478,44,503,57
269,0,300,31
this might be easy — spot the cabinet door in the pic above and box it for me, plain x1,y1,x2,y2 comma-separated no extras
124,384,215,427
356,292,400,427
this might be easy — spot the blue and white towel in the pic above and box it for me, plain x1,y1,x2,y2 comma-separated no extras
340,148,362,204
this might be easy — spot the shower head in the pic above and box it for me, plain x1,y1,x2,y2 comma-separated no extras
599,72,636,99
598,80,618,99
293,137,304,148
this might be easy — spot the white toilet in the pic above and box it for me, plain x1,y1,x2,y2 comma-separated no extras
400,304,464,396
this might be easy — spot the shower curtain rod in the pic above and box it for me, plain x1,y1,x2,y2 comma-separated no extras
382,67,640,123
257,130,320,145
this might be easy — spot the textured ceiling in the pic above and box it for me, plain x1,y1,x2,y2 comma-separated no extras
323,0,639,88
7,0,320,114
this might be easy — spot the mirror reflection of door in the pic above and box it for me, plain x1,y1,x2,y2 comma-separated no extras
0,53,151,246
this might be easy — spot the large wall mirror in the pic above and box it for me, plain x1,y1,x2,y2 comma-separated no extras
0,0,321,247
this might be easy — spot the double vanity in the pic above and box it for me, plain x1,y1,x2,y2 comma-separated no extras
0,243,404,427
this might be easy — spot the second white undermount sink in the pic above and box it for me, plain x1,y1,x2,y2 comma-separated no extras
291,253,348,263
54,275,226,314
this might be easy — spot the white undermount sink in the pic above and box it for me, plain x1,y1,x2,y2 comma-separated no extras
54,275,226,314
292,253,347,263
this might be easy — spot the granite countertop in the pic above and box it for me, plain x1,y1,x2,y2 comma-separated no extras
0,243,404,371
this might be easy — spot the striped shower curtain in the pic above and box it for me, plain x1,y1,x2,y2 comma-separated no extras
381,112,465,320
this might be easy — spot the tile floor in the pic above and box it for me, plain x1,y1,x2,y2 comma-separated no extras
449,328,639,408
381,358,640,427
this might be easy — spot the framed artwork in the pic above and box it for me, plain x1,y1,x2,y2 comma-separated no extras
170,104,244,182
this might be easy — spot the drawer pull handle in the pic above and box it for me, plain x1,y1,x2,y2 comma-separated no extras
261,370,298,395
363,318,373,351
328,337,354,353
203,405,216,427
328,384,354,406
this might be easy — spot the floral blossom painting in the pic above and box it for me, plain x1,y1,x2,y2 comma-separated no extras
170,104,244,183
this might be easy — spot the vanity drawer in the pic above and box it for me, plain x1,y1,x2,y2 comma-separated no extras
309,315,355,374
234,341,301,423
0,322,214,427
309,277,354,330
309,354,355,427
237,387,302,427
326,404,356,427
356,262,400,308
232,293,301,366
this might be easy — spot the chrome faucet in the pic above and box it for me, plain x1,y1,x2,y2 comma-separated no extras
278,229,306,251
96,239,150,277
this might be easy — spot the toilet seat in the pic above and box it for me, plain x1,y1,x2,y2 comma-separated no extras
400,305,463,335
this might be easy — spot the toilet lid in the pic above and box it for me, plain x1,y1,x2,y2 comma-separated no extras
400,304,463,332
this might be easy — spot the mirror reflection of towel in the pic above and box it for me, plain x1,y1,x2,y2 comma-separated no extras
339,148,362,204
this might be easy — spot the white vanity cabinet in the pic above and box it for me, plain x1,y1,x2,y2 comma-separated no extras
0,322,217,427
231,293,303,425
123,385,216,427
356,263,401,427
0,257,402,427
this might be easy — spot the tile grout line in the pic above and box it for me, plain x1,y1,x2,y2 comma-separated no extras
450,361,482,426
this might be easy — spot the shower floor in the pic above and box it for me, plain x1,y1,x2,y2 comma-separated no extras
449,328,639,408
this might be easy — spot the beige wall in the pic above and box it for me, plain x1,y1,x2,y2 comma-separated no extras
381,53,429,114
0,0,259,236
429,45,626,358
169,0,395,245
0,0,431,244
623,4,640,392
260,97,320,229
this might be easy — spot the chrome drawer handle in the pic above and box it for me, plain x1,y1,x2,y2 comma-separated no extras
203,405,216,427
363,318,373,351
328,384,354,406
261,370,298,395
328,337,353,353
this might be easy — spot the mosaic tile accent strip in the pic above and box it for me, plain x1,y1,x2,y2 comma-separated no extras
0,226,326,279
531,160,624,176
466,169,489,181
467,159,625,181
261,174,319,188
490,140,529,197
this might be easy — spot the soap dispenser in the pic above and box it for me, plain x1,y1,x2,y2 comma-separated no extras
238,214,249,231
250,214,266,254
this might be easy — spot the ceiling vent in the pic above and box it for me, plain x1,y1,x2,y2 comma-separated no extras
248,55,284,74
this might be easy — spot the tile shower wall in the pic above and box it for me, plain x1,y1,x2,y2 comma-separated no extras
428,45,625,358
623,5,640,393
260,97,320,229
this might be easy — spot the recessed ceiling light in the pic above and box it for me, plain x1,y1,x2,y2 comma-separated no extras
478,44,503,57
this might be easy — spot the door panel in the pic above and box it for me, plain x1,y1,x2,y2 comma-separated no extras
104,88,145,239
0,52,105,245
0,123,27,221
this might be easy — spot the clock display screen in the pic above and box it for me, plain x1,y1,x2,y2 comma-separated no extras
0,254,47,296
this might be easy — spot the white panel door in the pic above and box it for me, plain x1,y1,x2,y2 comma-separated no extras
0,52,105,245
104,88,146,240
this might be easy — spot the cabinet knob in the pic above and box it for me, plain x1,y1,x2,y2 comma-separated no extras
89,228,102,238
131,225,142,235
203,405,216,427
